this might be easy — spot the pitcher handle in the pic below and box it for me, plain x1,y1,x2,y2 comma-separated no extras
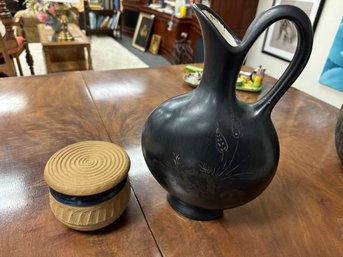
240,5,313,115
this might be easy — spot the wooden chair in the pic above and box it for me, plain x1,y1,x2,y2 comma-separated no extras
0,0,34,76
0,31,16,77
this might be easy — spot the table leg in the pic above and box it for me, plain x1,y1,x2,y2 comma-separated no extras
42,46,52,73
87,45,93,70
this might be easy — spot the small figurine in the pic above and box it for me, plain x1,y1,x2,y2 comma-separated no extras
236,65,266,92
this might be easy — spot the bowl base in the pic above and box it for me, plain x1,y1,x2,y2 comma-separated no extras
167,194,223,221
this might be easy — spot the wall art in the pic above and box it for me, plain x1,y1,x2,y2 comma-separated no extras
262,0,325,61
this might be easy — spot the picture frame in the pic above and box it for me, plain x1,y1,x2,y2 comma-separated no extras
262,0,325,62
149,34,162,55
132,13,155,52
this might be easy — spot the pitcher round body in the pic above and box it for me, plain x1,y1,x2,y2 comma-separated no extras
335,106,343,164
142,4,313,220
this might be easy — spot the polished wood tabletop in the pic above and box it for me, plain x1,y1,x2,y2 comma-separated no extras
0,65,342,257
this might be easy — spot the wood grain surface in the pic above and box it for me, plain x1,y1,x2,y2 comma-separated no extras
0,66,341,257
0,72,159,257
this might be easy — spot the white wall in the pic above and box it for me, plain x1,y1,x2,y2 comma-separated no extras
246,0,343,108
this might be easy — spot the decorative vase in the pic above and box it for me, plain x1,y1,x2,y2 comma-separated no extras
141,4,313,220
335,106,343,164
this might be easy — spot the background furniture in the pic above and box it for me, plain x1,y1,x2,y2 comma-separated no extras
14,10,41,43
0,65,342,256
121,0,258,63
83,0,121,37
205,0,259,39
140,6,193,63
0,31,16,76
4,0,25,15
38,23,92,73
122,0,149,35
15,7,84,43
0,0,34,75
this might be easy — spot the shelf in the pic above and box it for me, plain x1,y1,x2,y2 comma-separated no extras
84,0,122,38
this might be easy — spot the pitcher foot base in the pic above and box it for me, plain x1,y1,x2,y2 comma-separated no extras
167,194,223,221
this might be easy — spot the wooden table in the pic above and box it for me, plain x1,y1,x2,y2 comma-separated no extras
0,66,342,257
38,24,93,73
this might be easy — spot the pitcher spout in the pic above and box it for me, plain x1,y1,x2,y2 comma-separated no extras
193,4,245,90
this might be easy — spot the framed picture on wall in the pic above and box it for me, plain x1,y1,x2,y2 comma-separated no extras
262,0,325,62
149,34,162,55
132,13,155,52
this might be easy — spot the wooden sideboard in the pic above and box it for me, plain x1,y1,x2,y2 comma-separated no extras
0,65,342,257
38,24,93,73
140,6,194,63
121,0,258,63
122,0,149,36
209,0,259,39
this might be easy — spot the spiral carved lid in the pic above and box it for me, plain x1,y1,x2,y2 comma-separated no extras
44,141,130,196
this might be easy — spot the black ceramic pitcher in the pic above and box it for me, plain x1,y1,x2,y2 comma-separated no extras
141,4,313,220
335,106,343,164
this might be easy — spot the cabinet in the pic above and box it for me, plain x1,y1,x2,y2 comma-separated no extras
140,6,193,63
210,0,259,39
83,0,121,37
122,0,149,36
189,0,259,62
122,0,258,63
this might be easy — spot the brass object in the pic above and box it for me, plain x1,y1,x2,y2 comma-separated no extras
54,3,74,41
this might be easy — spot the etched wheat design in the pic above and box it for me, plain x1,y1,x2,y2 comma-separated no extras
215,127,228,161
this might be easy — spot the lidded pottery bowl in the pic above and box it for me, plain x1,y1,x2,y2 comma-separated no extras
44,141,130,231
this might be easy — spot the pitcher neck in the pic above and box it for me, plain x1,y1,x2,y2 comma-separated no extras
198,44,243,101
193,4,244,100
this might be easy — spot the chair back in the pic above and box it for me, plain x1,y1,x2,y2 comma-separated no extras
0,31,16,76
0,0,34,77
0,0,20,49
